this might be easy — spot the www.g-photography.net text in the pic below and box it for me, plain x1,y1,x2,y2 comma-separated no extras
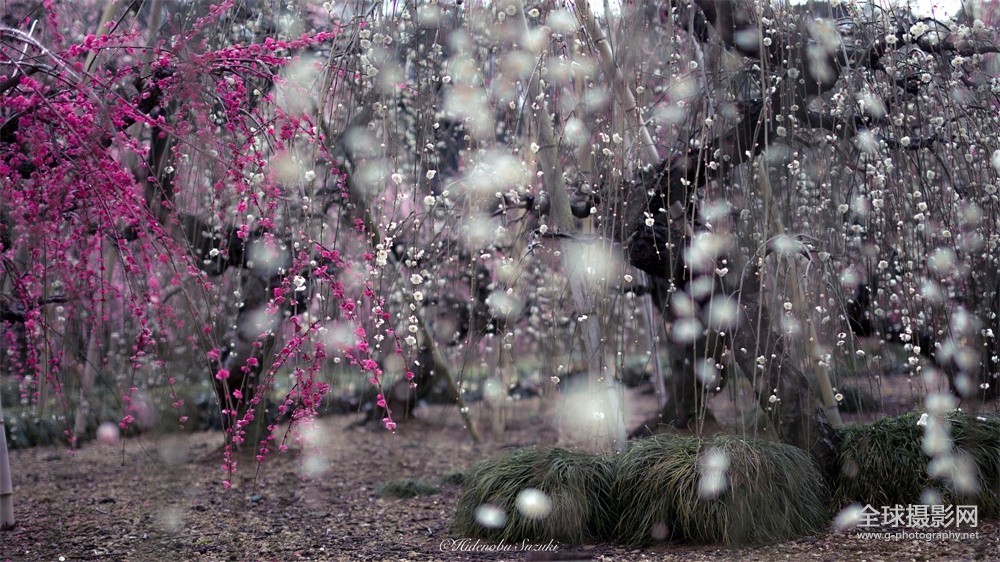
856,531,980,542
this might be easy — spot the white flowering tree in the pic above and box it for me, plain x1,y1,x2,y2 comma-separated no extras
625,0,1000,464
388,0,999,453
293,0,1000,467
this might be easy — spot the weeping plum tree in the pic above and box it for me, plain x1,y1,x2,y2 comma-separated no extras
2,0,1000,524
0,0,434,501
318,0,1000,467
612,0,1000,464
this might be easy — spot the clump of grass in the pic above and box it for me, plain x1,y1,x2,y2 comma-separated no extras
377,478,440,499
611,434,828,547
440,470,466,486
3,410,68,449
451,447,617,545
835,411,1000,517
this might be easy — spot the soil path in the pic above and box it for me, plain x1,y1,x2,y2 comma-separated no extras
2,397,998,561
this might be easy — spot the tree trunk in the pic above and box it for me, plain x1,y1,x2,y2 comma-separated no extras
729,263,839,480
537,322,560,438
215,270,278,453
628,226,837,475
629,321,723,438
639,272,668,410
567,259,627,452
330,115,481,442
74,242,116,443
487,319,513,435
73,323,101,443
0,372,14,530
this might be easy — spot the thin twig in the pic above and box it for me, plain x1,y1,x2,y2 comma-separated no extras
756,157,842,427
574,1,658,165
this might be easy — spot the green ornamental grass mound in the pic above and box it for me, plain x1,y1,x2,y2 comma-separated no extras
450,447,617,545
835,411,1000,517
611,435,829,547
376,478,440,499
439,470,466,486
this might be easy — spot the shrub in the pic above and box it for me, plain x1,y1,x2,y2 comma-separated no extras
835,411,1000,517
451,447,617,545
440,470,466,486
377,478,440,499
611,435,828,547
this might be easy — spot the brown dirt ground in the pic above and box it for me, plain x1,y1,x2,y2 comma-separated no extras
2,389,999,562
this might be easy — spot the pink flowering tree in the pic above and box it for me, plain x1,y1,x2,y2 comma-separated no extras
0,1,426,508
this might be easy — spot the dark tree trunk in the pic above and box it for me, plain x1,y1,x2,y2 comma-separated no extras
729,264,839,480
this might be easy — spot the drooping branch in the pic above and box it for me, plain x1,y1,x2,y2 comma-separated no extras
620,0,861,462
845,274,1000,401
575,0,659,165
756,158,842,428
624,0,997,250
325,114,481,443
623,89,780,254
0,295,67,323
730,259,840,482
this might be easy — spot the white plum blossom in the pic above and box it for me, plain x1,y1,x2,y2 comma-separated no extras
515,489,552,519
672,318,702,343
474,505,507,528
698,448,729,499
96,422,119,445
833,504,866,530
